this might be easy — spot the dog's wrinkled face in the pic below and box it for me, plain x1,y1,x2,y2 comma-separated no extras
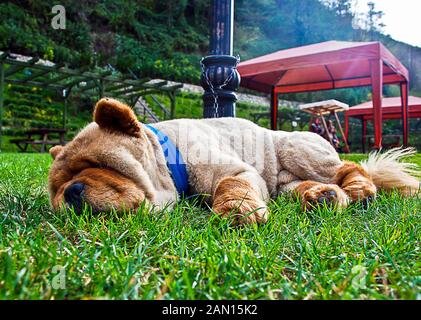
48,98,160,214
50,164,146,213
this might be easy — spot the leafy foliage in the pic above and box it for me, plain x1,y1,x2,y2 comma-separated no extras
0,0,420,151
0,0,207,82
1,0,420,89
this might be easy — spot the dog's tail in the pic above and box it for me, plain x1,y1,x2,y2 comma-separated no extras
360,147,420,196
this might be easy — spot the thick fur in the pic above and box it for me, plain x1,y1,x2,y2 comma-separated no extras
48,98,420,223
334,161,377,202
360,147,420,196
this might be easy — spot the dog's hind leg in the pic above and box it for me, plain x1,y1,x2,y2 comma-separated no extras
294,161,378,210
294,180,349,210
276,131,350,210
334,161,377,203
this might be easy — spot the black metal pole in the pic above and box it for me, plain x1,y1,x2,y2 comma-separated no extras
201,0,240,118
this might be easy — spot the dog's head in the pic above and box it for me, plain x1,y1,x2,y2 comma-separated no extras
48,98,176,214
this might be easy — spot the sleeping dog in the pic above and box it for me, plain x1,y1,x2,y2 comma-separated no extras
48,98,420,224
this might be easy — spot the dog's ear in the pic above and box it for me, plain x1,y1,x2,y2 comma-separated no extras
49,145,64,159
94,98,142,138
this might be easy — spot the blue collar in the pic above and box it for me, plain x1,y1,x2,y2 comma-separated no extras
145,124,189,196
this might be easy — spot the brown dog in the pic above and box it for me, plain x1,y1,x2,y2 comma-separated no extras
48,98,420,223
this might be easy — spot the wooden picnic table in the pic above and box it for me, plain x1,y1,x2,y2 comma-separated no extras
10,128,67,152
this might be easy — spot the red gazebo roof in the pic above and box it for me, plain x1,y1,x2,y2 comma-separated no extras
347,96,421,120
238,40,409,94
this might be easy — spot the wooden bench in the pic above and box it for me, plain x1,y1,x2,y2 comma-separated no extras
11,128,67,152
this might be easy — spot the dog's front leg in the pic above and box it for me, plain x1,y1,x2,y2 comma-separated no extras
212,171,269,225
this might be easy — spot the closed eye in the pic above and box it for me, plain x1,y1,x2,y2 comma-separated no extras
68,158,100,174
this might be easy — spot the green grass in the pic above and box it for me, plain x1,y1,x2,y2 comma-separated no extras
0,153,420,300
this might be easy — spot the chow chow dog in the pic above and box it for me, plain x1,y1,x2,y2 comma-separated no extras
48,98,420,224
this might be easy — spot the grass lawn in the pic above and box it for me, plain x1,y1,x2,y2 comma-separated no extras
0,152,419,300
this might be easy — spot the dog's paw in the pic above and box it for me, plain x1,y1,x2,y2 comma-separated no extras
212,176,268,225
302,183,349,210
341,182,376,205
213,197,268,225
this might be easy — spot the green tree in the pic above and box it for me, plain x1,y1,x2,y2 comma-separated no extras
366,1,385,39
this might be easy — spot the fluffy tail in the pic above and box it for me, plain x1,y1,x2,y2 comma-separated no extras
360,147,420,196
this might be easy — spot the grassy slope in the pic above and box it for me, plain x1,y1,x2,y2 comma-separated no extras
0,153,419,300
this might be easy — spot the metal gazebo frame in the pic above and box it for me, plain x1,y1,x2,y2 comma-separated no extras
238,41,410,150
0,51,183,150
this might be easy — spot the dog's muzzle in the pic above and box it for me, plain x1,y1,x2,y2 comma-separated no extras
64,182,85,214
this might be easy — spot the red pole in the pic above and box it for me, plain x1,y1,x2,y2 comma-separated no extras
344,111,349,142
362,118,367,153
370,59,383,150
400,81,409,147
270,86,278,130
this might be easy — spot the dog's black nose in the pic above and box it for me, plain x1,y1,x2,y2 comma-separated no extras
64,183,85,212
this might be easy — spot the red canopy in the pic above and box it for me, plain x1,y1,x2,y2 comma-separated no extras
345,96,421,152
346,96,421,120
237,41,410,148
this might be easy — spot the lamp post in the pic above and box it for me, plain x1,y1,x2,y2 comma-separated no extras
201,0,240,118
